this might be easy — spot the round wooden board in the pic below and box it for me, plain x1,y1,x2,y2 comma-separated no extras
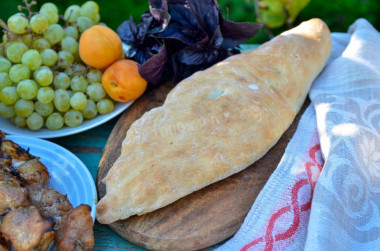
96,81,309,251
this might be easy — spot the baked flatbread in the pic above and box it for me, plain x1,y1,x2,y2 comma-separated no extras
96,18,331,224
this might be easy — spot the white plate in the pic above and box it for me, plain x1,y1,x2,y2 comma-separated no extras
0,101,133,139
7,135,97,221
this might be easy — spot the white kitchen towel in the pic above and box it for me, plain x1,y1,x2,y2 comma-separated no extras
306,18,380,250
217,18,380,251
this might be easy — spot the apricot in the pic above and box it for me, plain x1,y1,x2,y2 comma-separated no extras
102,59,147,102
79,25,122,69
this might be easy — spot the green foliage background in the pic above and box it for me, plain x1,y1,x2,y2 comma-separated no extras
1,0,380,43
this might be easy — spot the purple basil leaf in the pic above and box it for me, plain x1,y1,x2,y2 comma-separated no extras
157,23,202,45
136,13,154,41
149,0,168,11
176,45,226,66
150,8,171,31
139,46,168,84
117,16,137,44
176,46,205,66
208,26,223,49
168,2,197,29
156,2,207,45
170,54,180,83
188,0,219,36
220,18,262,48
149,38,163,52
149,0,170,31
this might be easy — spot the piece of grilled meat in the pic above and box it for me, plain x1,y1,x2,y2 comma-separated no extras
0,132,50,188
27,186,73,221
0,206,52,251
0,170,29,216
0,224,10,251
16,159,50,188
0,132,35,168
55,205,94,251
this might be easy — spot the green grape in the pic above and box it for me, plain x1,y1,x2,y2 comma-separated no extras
46,112,64,130
53,72,70,89
22,34,33,47
64,109,83,127
80,1,99,24
86,83,106,102
33,66,49,79
97,99,114,114
93,13,100,24
64,26,79,40
7,13,29,34
76,17,93,33
87,69,102,83
30,14,49,34
32,38,51,51
40,49,58,66
37,86,54,104
81,1,99,15
44,24,65,45
0,86,18,105
70,76,88,92
0,57,11,73
54,89,70,112
26,112,43,130
21,49,42,71
57,51,74,68
81,99,97,119
14,116,26,127
14,99,34,118
17,79,38,100
64,5,81,23
9,64,30,83
35,101,54,117
6,42,28,63
61,37,78,55
35,68,53,86
41,2,58,13
70,92,87,110
40,3,59,25
2,34,7,43
0,73,13,90
0,102,15,118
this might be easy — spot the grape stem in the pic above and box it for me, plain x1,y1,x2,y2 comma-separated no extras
0,0,38,48
62,10,74,27
18,0,38,19
52,63,89,78
0,19,22,48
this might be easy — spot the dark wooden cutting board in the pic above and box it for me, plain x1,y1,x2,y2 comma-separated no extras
96,80,309,251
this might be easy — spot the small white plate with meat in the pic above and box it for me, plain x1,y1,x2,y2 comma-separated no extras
1,133,96,250
5,135,97,220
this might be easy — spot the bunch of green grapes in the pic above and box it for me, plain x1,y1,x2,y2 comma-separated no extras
0,0,115,131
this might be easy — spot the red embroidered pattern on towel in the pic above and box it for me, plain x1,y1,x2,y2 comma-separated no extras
241,132,323,251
